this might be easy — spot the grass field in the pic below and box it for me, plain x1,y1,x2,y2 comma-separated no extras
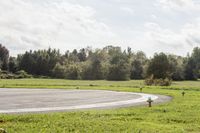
0,79,200,133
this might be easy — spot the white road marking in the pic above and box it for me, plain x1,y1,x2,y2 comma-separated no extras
0,93,158,113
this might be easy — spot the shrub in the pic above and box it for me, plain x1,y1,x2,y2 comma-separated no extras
145,75,172,86
51,63,67,79
144,76,154,86
6,74,15,79
15,70,32,79
0,70,32,79
66,64,81,80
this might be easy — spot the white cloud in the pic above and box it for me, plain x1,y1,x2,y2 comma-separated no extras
150,14,157,19
1,0,200,56
120,7,134,14
157,0,200,11
144,20,200,55
0,0,115,55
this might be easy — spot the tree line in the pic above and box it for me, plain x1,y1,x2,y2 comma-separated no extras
0,44,200,82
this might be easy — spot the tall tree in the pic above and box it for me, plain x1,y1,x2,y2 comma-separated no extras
168,55,185,81
18,48,60,76
147,53,171,79
8,57,18,73
82,50,107,80
52,63,66,78
0,44,9,70
68,49,79,62
130,60,143,79
107,51,130,81
130,51,147,79
66,63,81,80
191,47,200,78
183,47,200,80
184,57,198,80
78,48,87,62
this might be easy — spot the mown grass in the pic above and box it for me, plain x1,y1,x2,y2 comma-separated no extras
0,79,200,133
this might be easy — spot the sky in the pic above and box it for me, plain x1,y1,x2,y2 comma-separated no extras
1,0,200,56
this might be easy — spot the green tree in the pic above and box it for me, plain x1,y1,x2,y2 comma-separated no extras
191,47,200,78
130,51,147,79
0,44,9,70
107,52,130,81
18,48,61,76
52,63,66,78
168,55,185,81
78,48,87,62
66,63,81,80
184,57,198,80
8,57,18,73
147,53,171,79
68,49,79,62
18,51,36,74
81,50,107,80
183,47,200,80
130,60,143,79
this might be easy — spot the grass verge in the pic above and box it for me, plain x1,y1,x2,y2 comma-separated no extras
0,79,200,133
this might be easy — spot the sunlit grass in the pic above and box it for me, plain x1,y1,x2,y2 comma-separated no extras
0,79,200,132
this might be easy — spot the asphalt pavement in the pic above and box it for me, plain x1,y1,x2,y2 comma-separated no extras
0,88,172,114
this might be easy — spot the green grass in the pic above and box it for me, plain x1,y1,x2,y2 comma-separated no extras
0,79,200,133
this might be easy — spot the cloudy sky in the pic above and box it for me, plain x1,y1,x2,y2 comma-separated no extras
1,0,200,56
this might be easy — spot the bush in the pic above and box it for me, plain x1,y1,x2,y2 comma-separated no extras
51,63,67,79
0,70,32,79
66,64,81,80
6,74,15,79
145,76,172,86
15,70,32,79
52,63,82,80
0,73,12,79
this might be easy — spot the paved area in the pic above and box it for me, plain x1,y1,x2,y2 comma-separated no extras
0,88,172,114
